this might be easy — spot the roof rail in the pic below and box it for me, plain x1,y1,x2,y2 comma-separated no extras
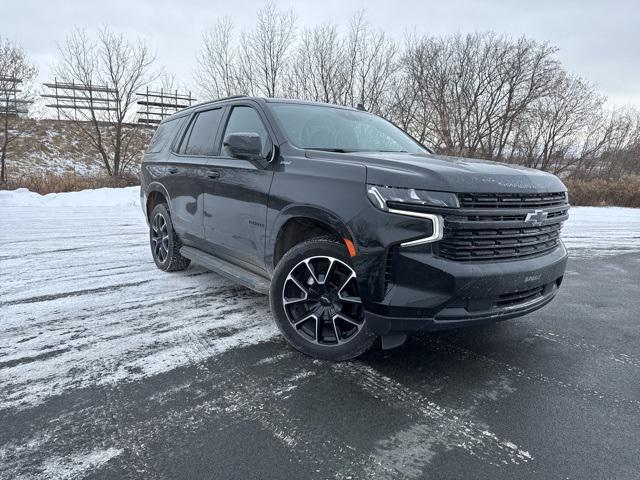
214,94,249,102
178,94,249,115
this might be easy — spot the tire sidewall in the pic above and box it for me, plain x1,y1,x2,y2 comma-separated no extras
270,238,375,360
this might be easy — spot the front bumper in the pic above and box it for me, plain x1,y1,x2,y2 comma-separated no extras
362,242,568,335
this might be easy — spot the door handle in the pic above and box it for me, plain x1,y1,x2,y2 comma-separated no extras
168,167,178,174
207,171,220,179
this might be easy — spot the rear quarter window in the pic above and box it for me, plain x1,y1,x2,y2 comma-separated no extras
179,107,225,156
146,117,185,154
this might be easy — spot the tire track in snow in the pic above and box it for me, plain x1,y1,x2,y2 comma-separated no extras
0,204,280,411
333,362,533,474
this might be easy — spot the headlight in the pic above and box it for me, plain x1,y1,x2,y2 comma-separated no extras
366,184,448,247
366,184,459,211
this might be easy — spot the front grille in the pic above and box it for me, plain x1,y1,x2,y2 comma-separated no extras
438,223,562,261
458,192,567,209
437,191,568,262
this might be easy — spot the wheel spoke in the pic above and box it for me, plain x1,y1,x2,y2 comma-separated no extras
333,312,361,328
286,275,308,297
332,317,343,344
303,259,320,284
339,294,361,304
293,313,316,328
337,272,357,296
318,258,335,285
283,297,307,306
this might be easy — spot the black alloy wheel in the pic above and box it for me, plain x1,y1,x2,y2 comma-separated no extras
270,237,376,360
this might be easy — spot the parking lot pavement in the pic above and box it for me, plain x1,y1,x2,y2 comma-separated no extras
1,205,639,479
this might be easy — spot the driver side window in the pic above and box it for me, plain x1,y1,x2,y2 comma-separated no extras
221,106,273,159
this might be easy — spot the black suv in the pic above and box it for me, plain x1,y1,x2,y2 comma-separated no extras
140,96,569,360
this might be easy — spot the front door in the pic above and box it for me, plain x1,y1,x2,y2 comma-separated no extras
204,104,275,271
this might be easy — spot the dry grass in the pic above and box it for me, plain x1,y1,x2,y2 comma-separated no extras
564,177,640,208
0,172,139,196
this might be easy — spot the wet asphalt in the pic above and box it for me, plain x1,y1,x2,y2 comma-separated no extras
1,249,639,479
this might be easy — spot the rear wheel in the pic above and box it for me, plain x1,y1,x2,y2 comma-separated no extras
270,237,376,360
149,203,190,272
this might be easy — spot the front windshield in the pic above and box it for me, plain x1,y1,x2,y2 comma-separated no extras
269,103,427,154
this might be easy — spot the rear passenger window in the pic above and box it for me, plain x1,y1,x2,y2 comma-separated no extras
147,117,184,154
180,108,224,156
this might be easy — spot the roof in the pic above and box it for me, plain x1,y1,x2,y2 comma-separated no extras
169,95,359,120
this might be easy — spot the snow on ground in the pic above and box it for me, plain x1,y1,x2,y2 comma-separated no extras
0,186,140,208
0,192,276,411
561,206,640,256
0,187,639,411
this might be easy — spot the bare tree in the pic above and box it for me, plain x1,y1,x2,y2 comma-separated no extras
195,17,242,99
570,107,640,179
52,27,156,176
513,73,602,173
344,12,399,113
0,38,37,182
240,1,296,97
195,3,295,99
191,4,640,182
284,12,399,112
287,23,349,104
401,32,559,158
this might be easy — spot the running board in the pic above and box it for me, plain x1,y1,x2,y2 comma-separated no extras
180,246,271,294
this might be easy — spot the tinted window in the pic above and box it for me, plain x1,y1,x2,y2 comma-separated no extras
221,106,272,158
181,108,224,156
147,117,184,154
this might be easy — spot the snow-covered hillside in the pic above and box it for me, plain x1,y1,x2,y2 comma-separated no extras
3,119,152,179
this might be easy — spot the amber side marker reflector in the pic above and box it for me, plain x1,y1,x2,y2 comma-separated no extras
344,238,357,257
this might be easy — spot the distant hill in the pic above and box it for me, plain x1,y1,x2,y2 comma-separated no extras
4,118,153,179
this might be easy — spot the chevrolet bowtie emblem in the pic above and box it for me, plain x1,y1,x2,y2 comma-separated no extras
525,209,548,225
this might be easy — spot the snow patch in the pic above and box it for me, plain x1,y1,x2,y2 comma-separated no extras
42,447,122,479
0,186,140,207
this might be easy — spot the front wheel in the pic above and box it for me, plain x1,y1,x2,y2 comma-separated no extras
270,238,376,360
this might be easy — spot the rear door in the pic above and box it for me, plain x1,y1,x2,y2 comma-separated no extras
163,106,225,249
203,103,275,271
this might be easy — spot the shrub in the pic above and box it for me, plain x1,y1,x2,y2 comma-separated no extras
564,177,640,208
0,172,139,195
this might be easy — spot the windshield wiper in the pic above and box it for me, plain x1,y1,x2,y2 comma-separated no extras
305,147,356,153
368,150,409,153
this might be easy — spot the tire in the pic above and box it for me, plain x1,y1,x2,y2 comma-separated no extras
149,203,190,272
270,237,376,360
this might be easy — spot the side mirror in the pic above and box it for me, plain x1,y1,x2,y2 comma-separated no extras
223,132,262,160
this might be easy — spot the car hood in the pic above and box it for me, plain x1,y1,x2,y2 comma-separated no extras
307,151,566,193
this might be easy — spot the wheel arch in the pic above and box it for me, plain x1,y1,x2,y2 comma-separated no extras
269,206,356,271
145,182,172,221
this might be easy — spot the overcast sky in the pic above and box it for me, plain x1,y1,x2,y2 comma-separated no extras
4,0,640,107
